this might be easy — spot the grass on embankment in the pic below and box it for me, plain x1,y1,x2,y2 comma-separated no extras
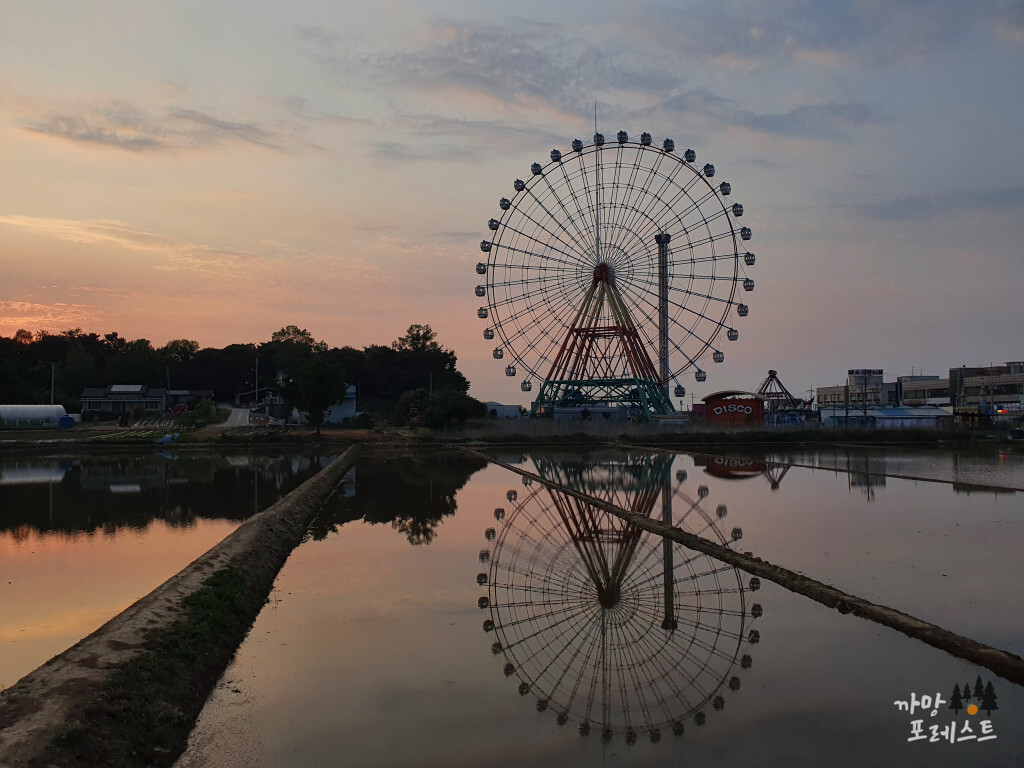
45,568,260,767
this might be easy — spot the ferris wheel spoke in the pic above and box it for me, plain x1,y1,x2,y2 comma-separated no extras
536,174,594,250
610,156,695,250
501,206,593,265
494,223,588,269
520,184,595,259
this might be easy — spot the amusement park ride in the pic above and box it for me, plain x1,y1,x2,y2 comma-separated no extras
475,131,756,418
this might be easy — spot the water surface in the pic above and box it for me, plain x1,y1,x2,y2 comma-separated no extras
177,447,1024,766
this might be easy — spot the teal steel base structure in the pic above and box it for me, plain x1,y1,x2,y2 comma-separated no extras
530,376,675,420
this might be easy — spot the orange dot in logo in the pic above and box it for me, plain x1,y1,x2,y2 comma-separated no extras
967,704,979,716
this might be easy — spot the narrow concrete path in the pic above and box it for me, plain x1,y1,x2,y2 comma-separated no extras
0,444,362,767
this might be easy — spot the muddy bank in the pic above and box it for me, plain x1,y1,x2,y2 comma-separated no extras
0,444,362,767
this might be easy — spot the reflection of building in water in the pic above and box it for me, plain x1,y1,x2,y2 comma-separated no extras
0,462,70,486
694,454,792,491
79,462,178,494
477,453,761,742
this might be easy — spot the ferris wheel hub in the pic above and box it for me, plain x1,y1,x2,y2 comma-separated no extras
593,262,612,285
597,584,621,608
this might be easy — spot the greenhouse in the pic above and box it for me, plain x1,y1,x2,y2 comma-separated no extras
0,404,70,428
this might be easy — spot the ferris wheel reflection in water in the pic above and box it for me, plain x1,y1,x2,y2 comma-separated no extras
476,454,763,744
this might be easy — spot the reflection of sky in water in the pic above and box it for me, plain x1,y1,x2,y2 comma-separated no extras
178,450,1024,767
0,451,334,689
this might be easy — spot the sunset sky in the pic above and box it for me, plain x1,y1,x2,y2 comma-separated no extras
2,1,1022,404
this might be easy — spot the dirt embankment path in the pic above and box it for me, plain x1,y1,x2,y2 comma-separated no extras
0,444,362,768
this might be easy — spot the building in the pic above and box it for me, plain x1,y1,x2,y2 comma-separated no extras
551,404,626,421
323,386,359,424
819,406,949,429
896,376,949,406
701,391,766,426
486,401,524,419
949,362,1024,415
0,404,70,428
816,370,897,410
81,385,167,414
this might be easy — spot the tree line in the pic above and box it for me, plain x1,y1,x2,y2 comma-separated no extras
0,323,486,430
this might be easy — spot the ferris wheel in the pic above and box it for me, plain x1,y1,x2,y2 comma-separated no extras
475,131,755,416
476,455,761,741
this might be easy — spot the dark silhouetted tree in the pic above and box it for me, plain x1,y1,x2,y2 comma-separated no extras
161,338,200,364
980,681,998,715
962,681,973,702
949,684,963,713
297,355,346,437
973,676,984,700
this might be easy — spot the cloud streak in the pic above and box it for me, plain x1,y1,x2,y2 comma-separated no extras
20,100,314,154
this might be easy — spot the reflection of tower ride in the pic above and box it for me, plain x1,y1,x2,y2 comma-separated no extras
477,454,761,742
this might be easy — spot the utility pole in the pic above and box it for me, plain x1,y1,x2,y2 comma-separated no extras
255,357,259,409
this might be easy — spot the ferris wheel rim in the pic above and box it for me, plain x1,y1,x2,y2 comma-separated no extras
476,133,754,387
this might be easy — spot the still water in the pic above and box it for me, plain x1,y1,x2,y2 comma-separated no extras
0,450,341,688
173,447,1024,767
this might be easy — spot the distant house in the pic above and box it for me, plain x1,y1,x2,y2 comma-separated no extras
81,385,167,414
486,401,523,419
324,385,359,424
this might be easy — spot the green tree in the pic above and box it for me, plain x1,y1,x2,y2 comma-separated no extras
421,390,488,429
392,323,442,353
107,338,162,385
161,339,200,364
297,355,346,437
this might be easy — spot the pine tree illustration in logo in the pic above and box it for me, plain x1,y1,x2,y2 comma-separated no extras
962,680,973,703
973,676,985,700
980,681,998,716
949,684,964,713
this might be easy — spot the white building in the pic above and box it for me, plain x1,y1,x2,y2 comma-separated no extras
485,401,523,419
0,404,69,428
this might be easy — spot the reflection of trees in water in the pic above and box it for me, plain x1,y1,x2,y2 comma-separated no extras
0,452,334,537
307,450,487,543
479,453,761,742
